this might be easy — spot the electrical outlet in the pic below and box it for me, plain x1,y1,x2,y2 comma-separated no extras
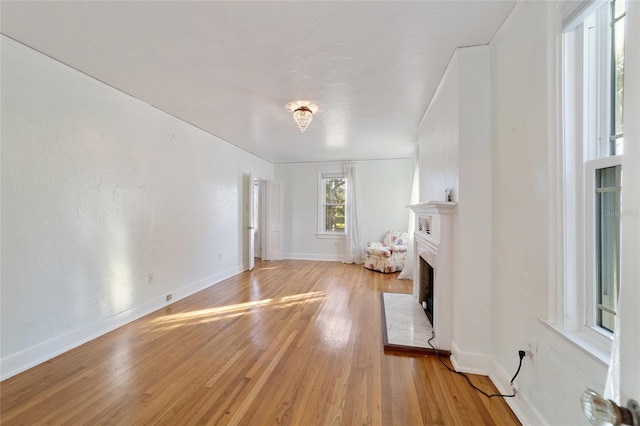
525,338,538,366
166,294,172,302
513,385,523,400
218,254,223,261
148,273,154,284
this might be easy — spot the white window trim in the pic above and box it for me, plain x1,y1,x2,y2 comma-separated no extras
552,0,622,360
317,171,346,237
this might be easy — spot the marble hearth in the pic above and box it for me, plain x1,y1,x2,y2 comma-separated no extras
381,292,433,352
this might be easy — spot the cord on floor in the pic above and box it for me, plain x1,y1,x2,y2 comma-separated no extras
427,331,524,399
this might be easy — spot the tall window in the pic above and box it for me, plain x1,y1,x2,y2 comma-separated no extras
562,0,625,342
319,173,345,234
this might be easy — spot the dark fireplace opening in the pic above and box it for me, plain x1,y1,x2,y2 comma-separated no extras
419,256,434,325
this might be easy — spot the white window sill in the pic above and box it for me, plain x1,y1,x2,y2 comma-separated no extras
539,318,611,367
316,233,346,239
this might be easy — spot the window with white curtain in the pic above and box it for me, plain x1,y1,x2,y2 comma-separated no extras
562,0,625,348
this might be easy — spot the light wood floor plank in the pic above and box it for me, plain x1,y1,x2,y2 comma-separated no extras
1,259,520,425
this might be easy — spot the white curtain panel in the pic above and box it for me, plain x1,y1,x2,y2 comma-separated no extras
398,145,420,280
343,163,363,264
604,292,621,403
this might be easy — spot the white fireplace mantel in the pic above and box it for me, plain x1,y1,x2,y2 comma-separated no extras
408,201,457,351
407,201,456,216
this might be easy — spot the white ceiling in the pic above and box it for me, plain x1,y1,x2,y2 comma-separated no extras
1,1,514,164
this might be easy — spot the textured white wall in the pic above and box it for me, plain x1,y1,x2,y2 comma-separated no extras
358,160,414,245
619,0,640,404
275,159,413,261
419,56,459,205
418,46,493,370
276,163,343,261
417,3,636,423
455,46,492,360
490,2,609,424
0,37,273,378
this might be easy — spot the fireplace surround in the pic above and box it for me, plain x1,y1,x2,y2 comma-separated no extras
409,201,456,351
419,256,434,324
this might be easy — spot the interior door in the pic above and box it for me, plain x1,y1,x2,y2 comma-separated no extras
262,180,284,260
248,175,258,271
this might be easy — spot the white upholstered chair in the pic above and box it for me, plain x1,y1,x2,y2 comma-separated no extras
364,230,409,273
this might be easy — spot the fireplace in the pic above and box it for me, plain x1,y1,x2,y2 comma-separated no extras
409,201,456,351
419,257,434,325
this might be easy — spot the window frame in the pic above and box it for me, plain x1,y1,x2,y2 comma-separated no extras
317,172,346,237
559,0,624,354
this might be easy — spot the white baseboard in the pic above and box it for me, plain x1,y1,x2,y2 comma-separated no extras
446,341,546,425
450,341,494,374
284,252,342,261
489,358,547,425
0,265,243,381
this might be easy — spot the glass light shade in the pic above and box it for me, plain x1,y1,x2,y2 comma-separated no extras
293,107,313,133
582,388,620,426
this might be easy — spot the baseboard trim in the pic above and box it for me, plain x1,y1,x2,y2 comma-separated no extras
440,341,547,425
489,358,547,425
0,265,243,381
284,253,342,262
449,341,494,374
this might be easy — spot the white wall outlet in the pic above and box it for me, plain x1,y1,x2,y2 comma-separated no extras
166,294,172,302
514,385,524,400
148,273,154,284
218,254,223,261
525,338,538,366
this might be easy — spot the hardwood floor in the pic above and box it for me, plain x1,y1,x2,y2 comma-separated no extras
1,260,520,425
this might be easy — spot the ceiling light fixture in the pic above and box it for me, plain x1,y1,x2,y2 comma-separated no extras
288,101,318,133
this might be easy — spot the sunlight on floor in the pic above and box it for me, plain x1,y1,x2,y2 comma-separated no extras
151,291,326,331
158,299,274,321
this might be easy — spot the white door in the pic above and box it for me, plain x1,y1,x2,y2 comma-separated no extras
248,175,259,271
262,180,284,260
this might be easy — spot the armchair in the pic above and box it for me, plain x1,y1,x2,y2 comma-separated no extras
364,230,409,273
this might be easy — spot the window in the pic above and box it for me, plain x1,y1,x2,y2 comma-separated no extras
318,173,345,234
594,165,621,332
562,0,625,345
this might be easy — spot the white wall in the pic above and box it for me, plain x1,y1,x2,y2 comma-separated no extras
418,46,493,371
490,3,564,422
619,0,640,405
417,2,640,424
456,46,493,363
488,3,616,424
419,57,459,205
0,36,273,379
275,159,413,261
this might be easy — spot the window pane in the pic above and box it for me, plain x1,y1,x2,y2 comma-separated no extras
325,206,345,232
610,0,625,156
613,0,625,19
324,178,345,204
612,17,625,138
614,136,624,156
595,165,621,332
320,175,345,233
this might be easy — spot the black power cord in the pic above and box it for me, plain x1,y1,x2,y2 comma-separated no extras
427,331,526,399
